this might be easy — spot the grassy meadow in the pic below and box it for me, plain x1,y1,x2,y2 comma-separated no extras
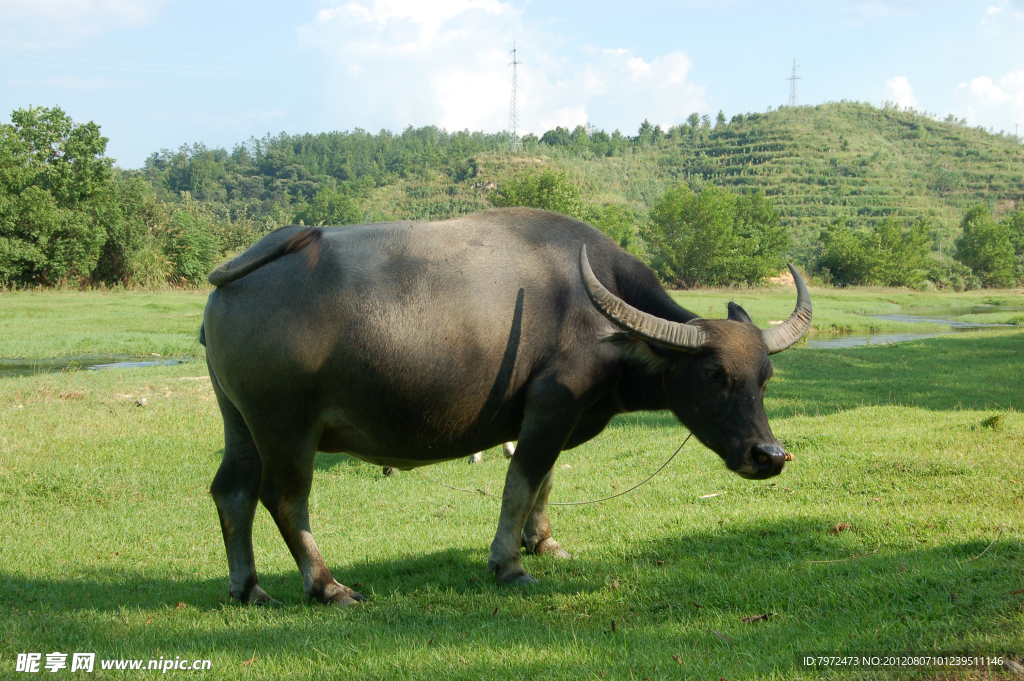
1,287,1023,679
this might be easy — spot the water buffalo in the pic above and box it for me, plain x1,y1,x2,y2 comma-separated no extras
201,207,811,605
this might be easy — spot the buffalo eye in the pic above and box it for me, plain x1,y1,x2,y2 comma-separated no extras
705,367,726,384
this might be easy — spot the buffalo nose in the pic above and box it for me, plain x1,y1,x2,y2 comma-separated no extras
753,444,787,474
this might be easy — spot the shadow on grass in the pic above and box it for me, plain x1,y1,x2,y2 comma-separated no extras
600,333,1024,434
767,332,1023,417
4,517,1019,613
3,518,1020,677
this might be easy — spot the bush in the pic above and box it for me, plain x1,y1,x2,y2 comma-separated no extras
591,204,637,252
490,169,588,221
296,188,362,227
0,185,103,286
1002,207,1024,275
643,183,790,287
955,206,1018,288
127,240,171,289
817,218,869,285
924,258,981,291
162,208,220,285
91,175,165,285
817,217,930,287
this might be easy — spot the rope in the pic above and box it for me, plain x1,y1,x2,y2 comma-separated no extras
412,433,692,507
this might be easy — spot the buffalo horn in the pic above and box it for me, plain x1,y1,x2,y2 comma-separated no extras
761,264,813,354
579,245,707,352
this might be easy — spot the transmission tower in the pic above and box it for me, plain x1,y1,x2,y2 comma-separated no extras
508,43,522,152
787,58,801,106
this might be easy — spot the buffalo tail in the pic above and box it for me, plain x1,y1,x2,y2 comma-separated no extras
208,227,324,287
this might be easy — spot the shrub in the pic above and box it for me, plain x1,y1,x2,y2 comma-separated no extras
296,188,362,226
490,169,588,221
591,204,637,252
0,185,103,286
162,208,220,285
955,205,1018,288
924,258,981,291
92,175,165,285
817,217,930,287
643,183,789,287
1002,207,1024,274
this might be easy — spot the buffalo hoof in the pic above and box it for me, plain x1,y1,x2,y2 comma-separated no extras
313,581,366,606
382,467,395,476
497,570,538,586
489,560,538,586
467,452,483,464
233,585,282,607
503,442,516,459
534,537,571,559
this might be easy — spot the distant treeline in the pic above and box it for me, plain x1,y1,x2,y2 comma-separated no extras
1,104,1023,290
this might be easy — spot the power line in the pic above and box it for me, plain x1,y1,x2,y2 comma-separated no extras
787,58,801,107
508,42,521,153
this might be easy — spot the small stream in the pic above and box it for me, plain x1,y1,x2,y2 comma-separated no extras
1,306,1020,378
807,304,1021,348
0,356,187,379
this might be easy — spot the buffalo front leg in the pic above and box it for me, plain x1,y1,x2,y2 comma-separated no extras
488,386,576,584
255,427,364,606
521,469,571,558
209,379,278,605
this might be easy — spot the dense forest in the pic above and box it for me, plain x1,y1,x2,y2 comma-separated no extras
2,102,1023,290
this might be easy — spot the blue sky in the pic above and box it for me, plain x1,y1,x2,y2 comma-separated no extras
2,0,1022,168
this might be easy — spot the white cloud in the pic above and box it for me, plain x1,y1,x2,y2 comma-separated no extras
980,0,1024,29
298,0,706,136
885,75,918,108
956,71,1024,131
0,0,167,41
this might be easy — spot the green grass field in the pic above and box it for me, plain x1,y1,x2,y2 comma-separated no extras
0,285,1020,359
1,288,1023,679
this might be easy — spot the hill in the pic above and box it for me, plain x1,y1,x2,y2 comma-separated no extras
136,101,1024,264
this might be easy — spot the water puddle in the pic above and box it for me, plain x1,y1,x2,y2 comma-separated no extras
808,332,948,349
808,303,1022,349
0,356,188,379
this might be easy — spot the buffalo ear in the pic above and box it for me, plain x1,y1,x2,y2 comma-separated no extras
727,302,753,324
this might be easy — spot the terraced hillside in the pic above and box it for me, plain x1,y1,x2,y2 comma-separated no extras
637,102,1024,257
140,101,1024,264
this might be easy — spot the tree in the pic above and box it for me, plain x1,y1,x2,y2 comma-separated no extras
91,174,164,285
490,169,588,221
867,218,930,287
817,216,930,287
1003,207,1024,261
955,205,1017,287
4,106,112,206
297,188,362,226
592,204,636,252
716,110,727,128
0,106,115,286
540,127,571,147
637,120,655,144
732,190,792,282
817,217,870,285
643,183,788,287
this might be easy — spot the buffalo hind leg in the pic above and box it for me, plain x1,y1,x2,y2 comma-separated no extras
521,470,571,558
256,429,364,605
209,383,278,605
